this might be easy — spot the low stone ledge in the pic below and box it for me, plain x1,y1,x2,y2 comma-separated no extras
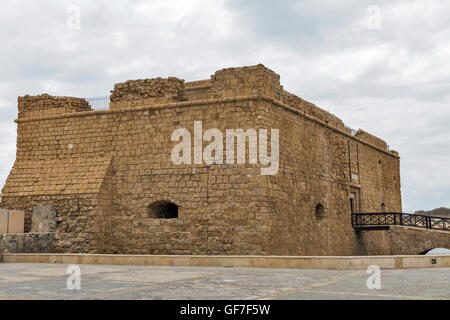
1,253,449,270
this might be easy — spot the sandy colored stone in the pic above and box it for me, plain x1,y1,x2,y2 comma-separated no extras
0,209,9,234
0,64,413,255
8,210,24,233
31,206,57,233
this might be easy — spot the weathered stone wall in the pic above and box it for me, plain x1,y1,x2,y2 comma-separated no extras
357,226,450,255
281,91,345,129
17,94,91,118
354,141,402,213
2,97,272,254
185,80,212,101
211,64,283,100
0,233,53,253
0,195,100,252
1,64,407,255
252,96,401,255
110,77,186,109
258,101,356,255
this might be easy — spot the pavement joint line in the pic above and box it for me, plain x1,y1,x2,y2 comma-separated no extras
257,271,363,300
0,273,144,289
375,277,450,285
67,272,229,300
0,278,67,288
0,264,194,287
0,268,221,294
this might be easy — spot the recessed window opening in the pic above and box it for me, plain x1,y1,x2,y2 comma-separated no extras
148,200,178,219
315,203,326,220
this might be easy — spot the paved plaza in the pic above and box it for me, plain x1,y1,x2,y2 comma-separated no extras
0,263,448,300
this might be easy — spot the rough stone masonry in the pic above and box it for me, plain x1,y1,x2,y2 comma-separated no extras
0,64,447,255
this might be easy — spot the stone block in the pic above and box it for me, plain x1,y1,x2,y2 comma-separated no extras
31,205,57,232
0,209,9,234
8,210,25,233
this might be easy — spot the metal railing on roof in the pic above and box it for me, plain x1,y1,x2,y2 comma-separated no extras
85,96,110,111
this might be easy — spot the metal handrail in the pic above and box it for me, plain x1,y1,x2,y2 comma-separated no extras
351,212,449,231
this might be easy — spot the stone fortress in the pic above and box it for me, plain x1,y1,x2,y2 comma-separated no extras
0,64,448,256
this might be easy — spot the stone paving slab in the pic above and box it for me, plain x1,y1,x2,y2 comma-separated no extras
0,263,448,300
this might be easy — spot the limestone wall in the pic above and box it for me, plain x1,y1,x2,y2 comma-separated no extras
256,98,401,255
211,64,283,100
17,94,91,118
1,195,101,252
357,226,450,255
110,77,186,109
2,97,272,254
281,91,345,129
1,64,406,255
0,233,53,253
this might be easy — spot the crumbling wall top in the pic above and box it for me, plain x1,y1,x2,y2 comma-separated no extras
17,94,91,118
13,65,396,157
211,64,283,100
109,77,186,109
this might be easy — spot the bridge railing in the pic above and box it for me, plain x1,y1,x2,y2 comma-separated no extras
351,212,449,231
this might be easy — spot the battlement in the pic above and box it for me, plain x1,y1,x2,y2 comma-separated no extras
211,64,283,100
17,94,91,118
109,77,186,110
15,65,322,121
14,64,394,155
108,64,283,109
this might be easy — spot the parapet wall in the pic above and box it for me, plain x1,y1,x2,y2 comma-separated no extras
14,65,394,157
355,129,388,151
211,64,283,100
18,94,91,118
281,90,345,129
110,77,186,109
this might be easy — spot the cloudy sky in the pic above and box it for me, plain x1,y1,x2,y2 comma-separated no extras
1,0,449,212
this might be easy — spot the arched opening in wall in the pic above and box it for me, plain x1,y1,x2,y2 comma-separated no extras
148,201,178,219
315,203,326,220
381,203,386,212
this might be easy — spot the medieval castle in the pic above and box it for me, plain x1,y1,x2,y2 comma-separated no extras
1,64,448,256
